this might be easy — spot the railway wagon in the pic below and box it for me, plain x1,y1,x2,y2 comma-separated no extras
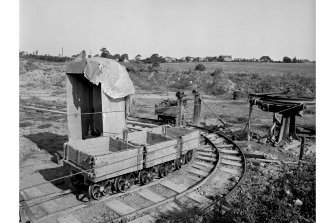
63,128,200,200
154,104,178,124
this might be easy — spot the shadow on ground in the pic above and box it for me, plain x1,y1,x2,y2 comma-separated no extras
39,166,91,202
24,132,67,156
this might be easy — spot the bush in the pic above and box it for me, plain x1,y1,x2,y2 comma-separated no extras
195,63,206,71
152,62,160,68
283,56,292,63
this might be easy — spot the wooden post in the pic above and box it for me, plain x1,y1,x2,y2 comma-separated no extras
192,90,201,125
247,101,253,143
277,113,291,143
176,91,185,127
66,74,83,141
298,137,305,165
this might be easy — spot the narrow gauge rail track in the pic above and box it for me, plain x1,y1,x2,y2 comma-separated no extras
20,126,246,223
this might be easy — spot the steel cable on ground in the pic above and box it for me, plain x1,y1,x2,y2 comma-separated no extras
20,104,193,116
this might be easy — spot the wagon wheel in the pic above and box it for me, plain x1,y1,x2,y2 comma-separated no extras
158,163,169,178
151,166,159,179
186,151,193,163
139,169,154,185
70,171,84,189
101,180,111,196
174,158,182,170
180,155,186,165
166,162,173,172
88,183,103,200
115,174,135,192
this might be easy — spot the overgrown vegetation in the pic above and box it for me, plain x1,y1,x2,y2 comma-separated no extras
195,63,206,71
157,159,316,223
122,62,315,97
218,159,316,223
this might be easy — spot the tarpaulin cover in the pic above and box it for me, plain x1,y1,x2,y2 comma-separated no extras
83,57,135,99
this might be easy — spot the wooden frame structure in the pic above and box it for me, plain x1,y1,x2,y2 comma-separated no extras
247,92,315,144
65,54,129,141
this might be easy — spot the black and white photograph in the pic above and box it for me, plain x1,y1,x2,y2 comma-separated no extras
6,0,326,222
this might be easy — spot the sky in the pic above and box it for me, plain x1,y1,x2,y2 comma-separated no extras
20,0,315,60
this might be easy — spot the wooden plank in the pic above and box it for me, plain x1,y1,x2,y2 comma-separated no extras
128,214,156,223
181,130,200,152
206,133,218,139
105,200,136,216
58,214,82,223
222,155,242,161
212,139,224,144
219,149,239,155
196,151,216,157
40,200,61,214
160,180,188,193
243,151,265,159
137,189,165,203
65,59,86,74
102,93,126,138
216,144,234,148
221,159,242,167
188,168,208,177
196,146,213,152
187,192,212,204
185,174,202,181
145,138,178,167
66,74,82,141
127,120,158,128
19,193,37,223
92,84,103,135
191,163,211,172
194,161,214,169
247,158,281,164
220,167,241,175
196,148,214,153
197,144,213,149
195,155,216,162
22,187,44,200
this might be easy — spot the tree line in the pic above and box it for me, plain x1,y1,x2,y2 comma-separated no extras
19,48,313,64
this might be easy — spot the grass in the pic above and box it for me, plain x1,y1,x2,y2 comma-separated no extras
125,62,315,97
159,62,315,76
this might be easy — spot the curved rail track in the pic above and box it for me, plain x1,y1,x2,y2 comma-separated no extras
20,126,246,223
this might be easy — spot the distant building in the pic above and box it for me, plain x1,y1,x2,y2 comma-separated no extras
223,55,232,62
164,57,176,63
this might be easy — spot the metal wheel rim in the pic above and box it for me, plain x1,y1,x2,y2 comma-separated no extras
101,181,110,196
186,151,193,163
127,174,135,188
159,164,168,178
89,184,102,200
140,171,153,185
175,159,181,169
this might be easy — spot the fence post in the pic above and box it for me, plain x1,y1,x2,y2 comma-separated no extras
192,90,201,125
298,137,305,165
176,91,186,127
247,100,253,143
